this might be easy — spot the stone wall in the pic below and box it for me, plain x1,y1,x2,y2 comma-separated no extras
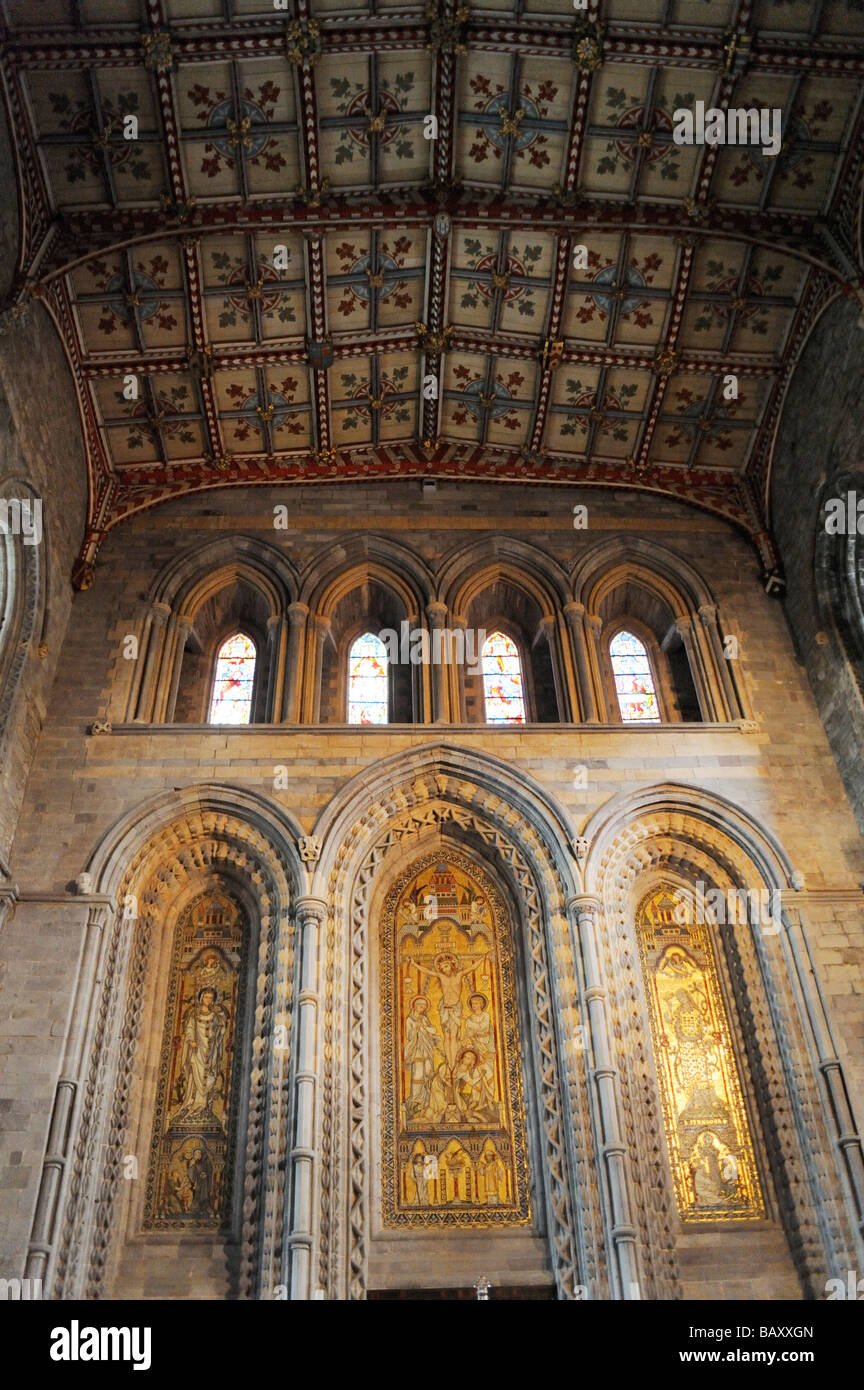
0,93,88,860
771,294,864,833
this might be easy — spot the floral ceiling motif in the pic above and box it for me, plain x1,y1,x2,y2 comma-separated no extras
0,0,862,583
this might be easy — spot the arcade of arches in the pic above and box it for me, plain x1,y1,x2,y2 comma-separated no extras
0,1,864,1305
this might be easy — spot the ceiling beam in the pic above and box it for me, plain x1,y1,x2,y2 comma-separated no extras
6,22,863,76
36,192,834,291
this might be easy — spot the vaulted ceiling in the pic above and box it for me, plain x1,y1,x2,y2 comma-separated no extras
1,0,863,587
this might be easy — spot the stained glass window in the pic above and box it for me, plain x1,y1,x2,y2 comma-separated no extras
348,632,389,724
481,631,526,724
610,629,660,723
208,632,256,725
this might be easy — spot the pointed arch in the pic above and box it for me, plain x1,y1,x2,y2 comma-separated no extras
208,630,258,724
438,539,571,723
347,630,389,724
29,787,304,1301
569,537,748,723
304,744,610,1302
438,535,569,619
128,536,300,724
481,628,527,724
300,533,435,617
579,781,863,1297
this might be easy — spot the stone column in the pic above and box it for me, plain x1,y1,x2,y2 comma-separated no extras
537,613,573,722
264,614,288,723
24,899,113,1290
697,603,744,721
585,613,607,721
563,602,601,723
283,602,309,722
286,896,326,1299
780,908,864,1251
568,895,641,1299
426,601,450,723
0,856,18,934
667,615,716,721
163,616,193,723
303,615,331,723
451,613,469,723
131,602,171,723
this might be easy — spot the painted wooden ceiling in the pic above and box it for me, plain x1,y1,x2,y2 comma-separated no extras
1,0,863,586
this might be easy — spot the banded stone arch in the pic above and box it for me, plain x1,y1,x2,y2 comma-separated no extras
580,782,864,1297
126,534,301,723
30,785,304,1303
299,534,436,723
568,536,749,723
298,742,625,1301
438,538,572,722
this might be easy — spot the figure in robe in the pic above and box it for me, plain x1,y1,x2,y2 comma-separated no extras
403,996,441,1120
174,986,230,1125
409,1152,429,1207
185,1146,214,1217
410,952,484,1068
481,1146,506,1205
690,1130,740,1206
668,986,727,1122
454,1047,498,1125
463,993,496,1087
424,1063,452,1124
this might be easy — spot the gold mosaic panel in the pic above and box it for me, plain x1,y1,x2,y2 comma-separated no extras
638,887,765,1222
381,854,530,1228
143,889,248,1231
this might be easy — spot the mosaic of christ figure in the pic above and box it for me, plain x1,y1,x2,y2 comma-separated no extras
409,951,485,1068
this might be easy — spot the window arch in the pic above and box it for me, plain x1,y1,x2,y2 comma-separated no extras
609,628,660,723
481,630,526,724
347,632,389,724
208,632,257,725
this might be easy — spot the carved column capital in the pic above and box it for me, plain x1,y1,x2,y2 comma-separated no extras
567,893,603,925
426,601,449,627
288,601,310,626
697,603,717,626
149,601,172,626
294,895,327,926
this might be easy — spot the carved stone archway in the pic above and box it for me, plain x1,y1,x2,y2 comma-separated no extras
32,785,303,1302
305,743,621,1301
580,783,864,1295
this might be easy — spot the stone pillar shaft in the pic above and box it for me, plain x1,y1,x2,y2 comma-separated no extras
569,895,641,1298
426,601,450,723
283,602,309,722
564,602,601,722
285,897,326,1299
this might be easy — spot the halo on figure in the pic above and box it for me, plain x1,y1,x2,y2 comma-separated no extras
196,985,218,1003
457,1046,479,1067
409,994,430,1013
468,992,488,1010
433,951,458,972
